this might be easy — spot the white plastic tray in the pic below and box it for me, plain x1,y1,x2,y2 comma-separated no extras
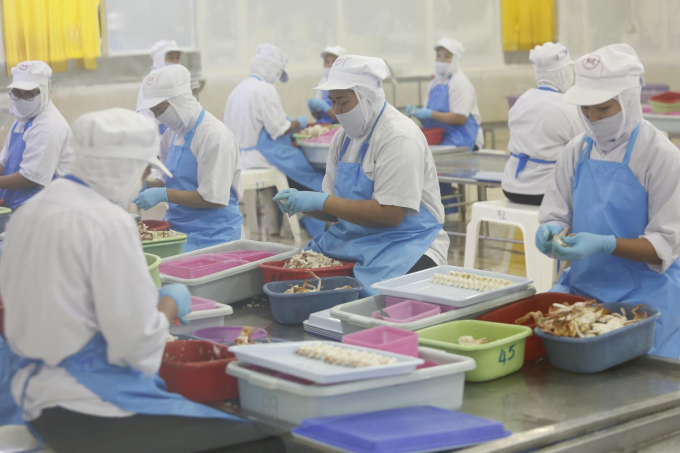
330,289,535,335
159,240,299,305
227,347,475,424
169,302,233,335
304,309,344,340
298,141,330,169
229,341,423,384
372,266,532,308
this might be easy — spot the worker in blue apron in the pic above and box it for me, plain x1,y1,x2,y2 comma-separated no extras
537,44,680,358
0,60,73,210
136,65,244,252
223,43,326,238
0,109,268,453
307,45,347,124
274,55,449,297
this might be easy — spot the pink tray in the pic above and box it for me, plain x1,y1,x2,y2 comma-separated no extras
342,326,419,357
191,296,216,311
372,300,441,323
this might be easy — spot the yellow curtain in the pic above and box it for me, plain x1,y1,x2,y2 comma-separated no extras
502,0,555,52
2,0,101,75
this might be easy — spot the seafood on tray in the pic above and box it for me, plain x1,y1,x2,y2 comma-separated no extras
282,273,353,294
299,124,334,138
296,343,398,368
233,326,258,345
458,336,489,346
515,300,648,338
138,221,181,242
552,228,575,248
430,271,514,292
283,251,343,269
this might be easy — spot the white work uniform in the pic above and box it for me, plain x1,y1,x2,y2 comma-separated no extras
322,104,450,265
540,119,680,273
425,71,484,149
501,88,583,195
223,77,291,170
0,101,73,186
0,178,167,420
157,107,244,206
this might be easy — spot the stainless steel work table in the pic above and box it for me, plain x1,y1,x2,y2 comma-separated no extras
211,297,680,453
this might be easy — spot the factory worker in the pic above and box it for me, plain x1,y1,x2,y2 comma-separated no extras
407,38,484,150
537,44,680,358
136,39,181,134
136,65,244,252
0,60,72,210
307,45,348,124
501,42,583,205
0,109,271,453
223,43,326,238
273,55,450,297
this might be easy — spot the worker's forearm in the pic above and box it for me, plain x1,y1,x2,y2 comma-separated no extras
158,296,178,324
430,111,468,126
284,120,301,135
612,237,661,265
146,179,166,189
311,111,323,121
0,172,39,190
306,210,339,223
166,189,224,209
322,196,405,228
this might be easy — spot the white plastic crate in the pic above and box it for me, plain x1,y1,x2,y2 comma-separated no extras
169,302,233,335
227,347,475,425
160,240,299,304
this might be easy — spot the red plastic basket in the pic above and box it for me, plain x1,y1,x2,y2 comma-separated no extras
142,220,171,231
421,128,444,145
649,91,680,104
159,340,238,403
258,260,355,283
476,293,591,361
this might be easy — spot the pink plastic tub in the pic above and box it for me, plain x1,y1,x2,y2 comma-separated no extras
191,296,216,312
342,326,419,357
161,257,248,279
384,296,457,313
372,300,441,323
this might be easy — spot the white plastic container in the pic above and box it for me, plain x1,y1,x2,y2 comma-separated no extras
227,347,475,424
169,302,233,335
298,141,330,169
160,240,298,304
330,289,536,335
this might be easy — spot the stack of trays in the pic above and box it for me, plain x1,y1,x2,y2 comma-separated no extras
303,309,344,341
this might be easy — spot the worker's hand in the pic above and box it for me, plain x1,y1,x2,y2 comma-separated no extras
405,105,417,116
295,115,309,130
273,188,297,214
553,233,616,261
535,223,565,255
411,108,433,120
159,284,192,321
308,98,331,113
273,190,329,215
135,188,168,210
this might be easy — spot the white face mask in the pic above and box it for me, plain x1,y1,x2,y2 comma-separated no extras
434,61,450,77
10,98,42,121
157,105,184,132
583,110,624,152
323,67,331,77
336,103,366,140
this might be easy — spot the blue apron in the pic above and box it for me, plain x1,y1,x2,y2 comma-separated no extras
316,91,335,124
551,124,680,358
421,81,479,151
308,103,443,297
0,118,42,210
509,87,559,178
164,109,244,252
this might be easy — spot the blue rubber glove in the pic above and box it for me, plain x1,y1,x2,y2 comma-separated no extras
135,187,168,210
553,233,616,261
273,188,298,214
535,223,565,255
272,190,329,215
308,98,331,113
405,105,416,116
296,115,308,130
159,283,192,325
412,107,433,120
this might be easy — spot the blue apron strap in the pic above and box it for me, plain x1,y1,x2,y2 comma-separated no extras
62,174,89,187
250,74,262,81
240,146,256,151
183,109,205,146
358,102,387,164
537,86,559,92
574,136,595,187
510,152,557,178
338,137,351,160
622,123,641,168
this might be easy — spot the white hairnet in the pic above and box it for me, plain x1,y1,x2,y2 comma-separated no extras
535,64,574,93
7,61,51,120
250,43,289,84
150,40,180,70
434,38,464,80
353,85,386,137
167,92,202,131
580,86,642,152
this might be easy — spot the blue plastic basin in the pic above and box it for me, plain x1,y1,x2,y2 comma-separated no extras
535,302,660,373
264,276,363,325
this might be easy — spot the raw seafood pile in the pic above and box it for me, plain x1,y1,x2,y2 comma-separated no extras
233,326,258,345
458,336,489,346
138,221,180,242
283,251,342,269
515,301,648,338
431,271,514,292
552,228,575,248
296,343,397,368
284,275,321,294
299,124,334,138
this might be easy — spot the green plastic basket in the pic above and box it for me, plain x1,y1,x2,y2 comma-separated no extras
0,207,12,234
145,253,162,288
417,320,532,382
142,233,188,259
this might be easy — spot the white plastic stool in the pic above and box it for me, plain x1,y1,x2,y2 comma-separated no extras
241,168,302,246
464,199,555,293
